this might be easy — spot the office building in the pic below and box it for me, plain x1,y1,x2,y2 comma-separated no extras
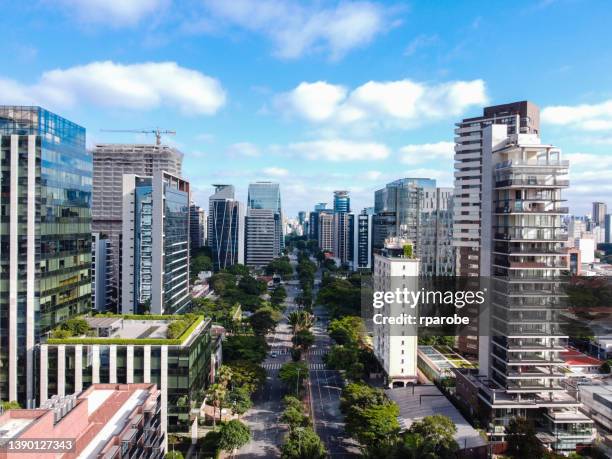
333,190,350,213
353,208,373,271
208,185,244,270
0,106,92,406
373,178,454,276
606,214,612,243
309,203,327,241
122,171,190,315
593,202,607,227
245,208,280,268
0,383,164,458
190,202,207,249
40,315,216,441
298,211,306,225
373,238,419,388
93,143,183,311
246,182,283,260
453,101,540,277
469,124,594,453
333,212,353,265
92,233,114,312
318,212,334,253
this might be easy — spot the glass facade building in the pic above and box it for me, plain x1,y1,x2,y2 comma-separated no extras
247,181,283,253
208,185,244,271
0,106,92,405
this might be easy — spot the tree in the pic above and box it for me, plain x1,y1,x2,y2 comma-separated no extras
223,335,269,364
209,272,237,295
292,329,315,351
249,306,281,335
325,345,364,380
346,403,400,451
279,361,309,394
288,311,314,334
238,275,266,295
206,383,227,426
266,257,294,279
218,420,251,452
340,383,388,413
226,360,266,393
165,451,184,459
280,427,327,459
226,263,251,276
280,406,311,429
600,359,612,374
328,316,365,346
226,386,252,416
190,253,212,281
506,417,544,458
270,285,288,307
405,415,459,459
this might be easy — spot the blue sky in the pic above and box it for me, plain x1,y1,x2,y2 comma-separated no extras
2,0,612,216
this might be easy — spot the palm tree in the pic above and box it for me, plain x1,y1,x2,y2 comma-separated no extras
288,311,314,334
206,383,227,427
217,364,233,388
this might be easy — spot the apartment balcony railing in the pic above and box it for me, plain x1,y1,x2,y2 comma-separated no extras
496,159,569,170
495,179,569,188
493,245,567,255
494,229,568,241
494,205,569,214
493,260,567,269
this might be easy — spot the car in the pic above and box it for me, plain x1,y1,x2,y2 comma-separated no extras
270,352,277,358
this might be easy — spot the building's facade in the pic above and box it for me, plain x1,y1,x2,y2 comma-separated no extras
190,202,207,249
92,143,183,311
92,233,114,312
373,178,454,276
317,212,334,253
122,171,190,315
592,202,607,228
0,383,164,459
333,212,353,265
246,182,283,262
453,101,541,278
39,315,214,441
0,106,92,406
353,208,373,271
309,203,327,241
245,208,280,268
208,185,244,270
372,238,419,388
333,190,350,213
475,125,594,453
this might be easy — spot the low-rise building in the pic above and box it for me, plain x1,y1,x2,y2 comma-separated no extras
38,315,214,439
0,383,163,458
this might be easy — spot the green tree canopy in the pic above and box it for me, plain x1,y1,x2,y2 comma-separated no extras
279,361,309,394
218,419,251,452
506,417,544,459
223,335,269,364
404,415,459,459
226,360,266,393
280,427,327,459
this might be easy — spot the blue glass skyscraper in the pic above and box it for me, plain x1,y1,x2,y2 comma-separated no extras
333,190,350,213
247,182,284,256
0,106,92,405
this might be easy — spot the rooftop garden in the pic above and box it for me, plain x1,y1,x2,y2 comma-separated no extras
47,313,205,345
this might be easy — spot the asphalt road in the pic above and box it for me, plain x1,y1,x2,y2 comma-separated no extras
234,281,300,458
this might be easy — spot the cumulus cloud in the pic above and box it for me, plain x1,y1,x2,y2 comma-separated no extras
56,0,167,26
275,79,487,128
226,142,261,157
563,152,612,213
262,167,289,177
280,139,390,161
400,141,454,165
542,99,612,131
0,61,226,115
201,0,393,59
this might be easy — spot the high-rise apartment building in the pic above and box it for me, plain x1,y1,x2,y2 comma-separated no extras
373,178,454,276
463,124,594,453
122,171,190,315
333,212,353,265
0,106,92,406
353,208,374,271
318,212,334,253
453,101,540,278
372,238,419,388
190,202,207,249
605,214,612,243
593,202,606,227
92,143,183,310
208,185,244,270
309,203,327,241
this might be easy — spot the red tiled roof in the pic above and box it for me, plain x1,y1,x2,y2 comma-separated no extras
561,348,603,366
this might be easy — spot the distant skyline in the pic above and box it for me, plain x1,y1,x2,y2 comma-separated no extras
2,0,612,215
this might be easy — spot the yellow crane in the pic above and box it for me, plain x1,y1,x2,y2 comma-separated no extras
100,128,176,145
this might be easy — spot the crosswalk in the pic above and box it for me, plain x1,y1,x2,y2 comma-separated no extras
262,362,328,370
305,349,326,356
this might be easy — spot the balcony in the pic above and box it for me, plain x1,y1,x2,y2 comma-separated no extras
495,178,569,189
494,204,568,215
494,228,568,242
496,159,569,170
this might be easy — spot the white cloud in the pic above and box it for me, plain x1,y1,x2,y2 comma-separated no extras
399,141,454,165
201,0,392,60
562,152,612,214
0,61,226,115
275,79,487,128
262,167,289,177
542,99,612,131
404,34,438,57
361,170,384,181
57,0,167,26
281,139,390,162
226,142,261,157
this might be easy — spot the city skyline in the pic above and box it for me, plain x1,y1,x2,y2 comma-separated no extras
1,1,611,215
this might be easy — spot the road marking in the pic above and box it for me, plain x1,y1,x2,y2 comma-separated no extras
262,362,283,370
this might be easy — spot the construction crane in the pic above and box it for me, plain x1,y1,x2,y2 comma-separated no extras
100,128,176,145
